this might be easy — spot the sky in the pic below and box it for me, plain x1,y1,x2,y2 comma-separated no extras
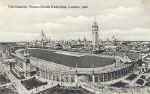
0,0,150,42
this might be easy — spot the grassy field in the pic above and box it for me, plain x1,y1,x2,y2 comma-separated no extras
21,49,114,68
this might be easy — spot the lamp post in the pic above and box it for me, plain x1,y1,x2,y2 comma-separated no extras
75,63,78,87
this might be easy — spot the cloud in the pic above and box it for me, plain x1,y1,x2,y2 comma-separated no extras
0,32,39,42
142,0,150,9
0,0,150,41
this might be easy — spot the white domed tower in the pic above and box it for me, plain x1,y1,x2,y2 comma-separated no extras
92,19,99,50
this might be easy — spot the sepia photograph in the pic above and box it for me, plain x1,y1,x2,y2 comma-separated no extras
0,0,150,94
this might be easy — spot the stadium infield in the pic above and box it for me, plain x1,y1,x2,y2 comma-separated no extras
20,49,115,68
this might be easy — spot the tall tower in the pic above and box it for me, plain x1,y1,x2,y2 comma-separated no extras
24,47,31,78
92,19,99,50
41,29,47,41
41,29,47,48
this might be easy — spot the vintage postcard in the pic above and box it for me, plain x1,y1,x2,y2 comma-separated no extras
0,0,150,94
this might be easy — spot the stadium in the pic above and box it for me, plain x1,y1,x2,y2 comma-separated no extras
0,20,140,94
14,48,136,84
1,43,138,94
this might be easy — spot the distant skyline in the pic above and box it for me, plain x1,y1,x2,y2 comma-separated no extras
0,0,150,42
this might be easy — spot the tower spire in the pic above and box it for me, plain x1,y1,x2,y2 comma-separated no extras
92,17,99,50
